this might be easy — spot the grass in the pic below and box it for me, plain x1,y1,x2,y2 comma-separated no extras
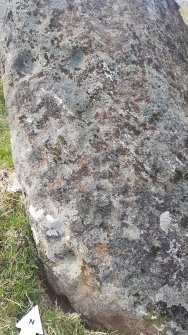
0,82,109,335
0,81,14,169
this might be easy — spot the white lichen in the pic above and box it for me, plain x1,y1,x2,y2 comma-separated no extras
29,205,44,220
46,228,59,237
7,176,21,193
46,214,55,223
160,211,171,234
123,224,140,241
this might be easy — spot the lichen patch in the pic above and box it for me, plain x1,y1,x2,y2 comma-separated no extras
160,211,172,234
29,205,44,220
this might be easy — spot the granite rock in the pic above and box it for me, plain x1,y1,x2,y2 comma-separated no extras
1,0,188,334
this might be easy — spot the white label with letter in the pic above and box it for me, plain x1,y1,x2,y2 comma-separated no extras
16,305,43,335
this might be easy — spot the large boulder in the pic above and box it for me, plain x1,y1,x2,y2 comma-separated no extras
1,0,188,334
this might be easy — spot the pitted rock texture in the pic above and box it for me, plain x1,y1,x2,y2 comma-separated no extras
1,0,188,334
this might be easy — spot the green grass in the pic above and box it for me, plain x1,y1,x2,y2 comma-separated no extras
0,81,14,169
0,82,108,335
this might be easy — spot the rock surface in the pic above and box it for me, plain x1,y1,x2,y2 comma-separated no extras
176,0,188,8
1,0,188,334
0,170,21,196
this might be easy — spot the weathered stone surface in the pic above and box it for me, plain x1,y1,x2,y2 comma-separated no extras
1,0,188,334
177,0,188,7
